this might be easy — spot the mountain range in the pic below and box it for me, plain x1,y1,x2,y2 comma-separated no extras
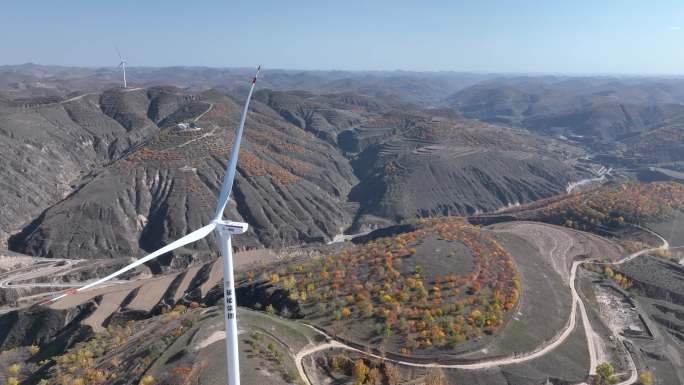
0,66,594,265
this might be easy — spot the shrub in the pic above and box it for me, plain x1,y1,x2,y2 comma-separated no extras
639,371,653,385
163,310,182,323
7,363,21,375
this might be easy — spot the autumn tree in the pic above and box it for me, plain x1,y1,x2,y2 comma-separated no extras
638,371,653,385
29,345,40,356
353,359,369,385
283,275,297,290
603,267,614,279
7,363,21,376
595,362,618,385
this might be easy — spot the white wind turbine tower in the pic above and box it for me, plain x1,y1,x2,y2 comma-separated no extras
116,47,127,88
42,66,262,385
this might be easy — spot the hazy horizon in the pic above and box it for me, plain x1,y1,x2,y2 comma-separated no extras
2,1,684,75
5,62,684,79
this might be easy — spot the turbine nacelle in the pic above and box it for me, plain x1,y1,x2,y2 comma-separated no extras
216,220,248,235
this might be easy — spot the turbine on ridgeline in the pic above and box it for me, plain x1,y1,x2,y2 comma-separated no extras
116,47,127,88
41,66,262,385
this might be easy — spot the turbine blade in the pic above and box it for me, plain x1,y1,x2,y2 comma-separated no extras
116,46,123,62
41,223,216,305
213,66,261,220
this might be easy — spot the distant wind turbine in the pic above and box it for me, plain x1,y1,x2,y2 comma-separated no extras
116,47,127,88
41,66,262,385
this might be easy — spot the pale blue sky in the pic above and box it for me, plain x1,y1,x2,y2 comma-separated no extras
1,1,683,74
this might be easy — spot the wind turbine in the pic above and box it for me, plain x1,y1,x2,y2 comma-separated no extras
116,47,127,88
41,65,262,385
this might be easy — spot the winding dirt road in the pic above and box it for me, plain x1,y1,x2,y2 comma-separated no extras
0,259,80,289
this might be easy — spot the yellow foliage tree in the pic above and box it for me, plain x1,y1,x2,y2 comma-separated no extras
639,371,653,385
352,359,369,385
7,363,21,375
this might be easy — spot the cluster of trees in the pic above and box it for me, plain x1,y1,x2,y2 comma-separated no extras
127,146,185,162
329,354,450,385
248,135,314,176
244,127,320,179
238,151,300,184
594,362,655,385
517,182,684,231
126,129,210,163
603,267,632,290
12,304,200,385
246,129,308,156
127,106,317,188
652,248,675,261
271,151,314,174
0,345,42,385
48,324,138,385
268,219,521,352
328,355,403,385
